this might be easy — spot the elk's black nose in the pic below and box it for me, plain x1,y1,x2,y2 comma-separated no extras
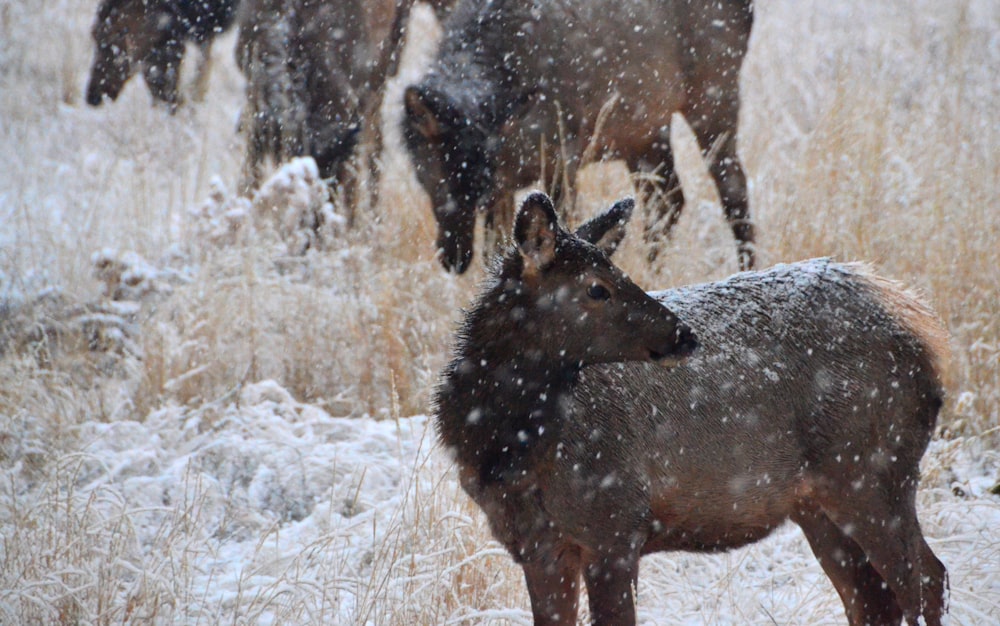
674,323,698,357
438,245,472,274
86,86,104,106
650,322,698,363
649,322,698,366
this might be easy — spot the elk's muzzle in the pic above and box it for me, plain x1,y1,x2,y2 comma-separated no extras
435,200,476,274
651,321,698,365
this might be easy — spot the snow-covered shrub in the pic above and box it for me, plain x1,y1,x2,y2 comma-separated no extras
252,157,345,255
186,176,253,250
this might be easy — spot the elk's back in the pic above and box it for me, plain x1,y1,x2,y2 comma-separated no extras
565,259,945,548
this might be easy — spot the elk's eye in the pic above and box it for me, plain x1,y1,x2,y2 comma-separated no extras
587,284,611,301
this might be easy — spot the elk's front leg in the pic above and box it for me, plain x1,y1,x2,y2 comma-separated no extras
522,546,582,626
583,549,640,625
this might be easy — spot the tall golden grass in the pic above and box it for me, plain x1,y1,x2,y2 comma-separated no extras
1,0,997,623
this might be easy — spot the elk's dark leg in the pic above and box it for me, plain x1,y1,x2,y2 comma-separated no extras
522,547,582,626
678,0,754,269
582,550,639,625
689,112,755,270
142,38,185,112
792,503,903,626
685,107,754,270
238,101,266,196
820,478,947,626
333,155,360,229
625,126,685,262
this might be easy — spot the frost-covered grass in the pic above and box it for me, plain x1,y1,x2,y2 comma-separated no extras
1,0,998,623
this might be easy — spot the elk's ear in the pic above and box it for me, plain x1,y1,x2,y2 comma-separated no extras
404,85,445,140
514,191,560,274
574,197,634,257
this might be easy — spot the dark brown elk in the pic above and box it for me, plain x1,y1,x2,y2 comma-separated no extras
435,191,949,625
86,0,240,110
236,0,417,213
404,0,754,274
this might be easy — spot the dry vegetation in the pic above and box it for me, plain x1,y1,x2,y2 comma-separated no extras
1,0,998,623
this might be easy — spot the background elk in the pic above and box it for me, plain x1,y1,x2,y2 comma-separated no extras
86,0,240,110
236,0,417,218
436,191,948,625
404,0,754,274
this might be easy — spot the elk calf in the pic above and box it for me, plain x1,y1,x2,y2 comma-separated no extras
86,0,240,110
436,192,948,625
405,0,755,273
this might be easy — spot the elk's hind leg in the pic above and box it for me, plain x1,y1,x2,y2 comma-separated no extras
793,503,903,625
819,479,947,626
143,38,185,112
683,95,754,270
582,548,640,625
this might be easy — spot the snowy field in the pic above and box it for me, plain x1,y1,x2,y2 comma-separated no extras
2,0,999,623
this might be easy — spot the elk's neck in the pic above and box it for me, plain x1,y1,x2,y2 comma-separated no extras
435,312,580,485
432,44,524,131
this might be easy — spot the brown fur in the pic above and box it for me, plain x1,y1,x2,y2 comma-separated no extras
405,0,755,273
86,0,239,110
852,263,952,387
437,194,949,625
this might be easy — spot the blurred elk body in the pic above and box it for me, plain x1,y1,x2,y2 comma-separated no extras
237,0,414,210
436,193,948,625
87,0,240,109
405,0,754,274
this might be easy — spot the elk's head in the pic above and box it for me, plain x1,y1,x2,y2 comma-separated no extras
487,192,698,367
86,0,183,108
403,84,499,274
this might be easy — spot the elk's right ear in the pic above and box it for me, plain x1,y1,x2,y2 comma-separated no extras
404,86,444,140
574,197,634,257
514,191,560,274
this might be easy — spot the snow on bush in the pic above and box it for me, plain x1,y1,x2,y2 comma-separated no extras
92,248,190,302
252,157,345,256
187,176,253,249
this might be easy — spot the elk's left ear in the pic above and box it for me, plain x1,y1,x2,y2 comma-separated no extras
514,191,559,274
574,197,634,257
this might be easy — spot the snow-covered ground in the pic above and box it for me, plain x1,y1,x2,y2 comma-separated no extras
5,374,997,624
2,0,999,624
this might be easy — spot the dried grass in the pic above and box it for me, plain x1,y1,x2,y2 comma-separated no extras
1,0,998,623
